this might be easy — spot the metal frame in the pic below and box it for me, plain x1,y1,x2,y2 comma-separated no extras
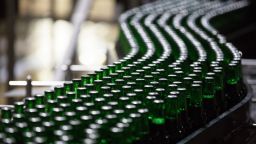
54,0,93,81
6,0,16,90
3,0,93,101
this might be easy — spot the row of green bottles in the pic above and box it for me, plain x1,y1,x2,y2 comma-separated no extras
0,0,248,143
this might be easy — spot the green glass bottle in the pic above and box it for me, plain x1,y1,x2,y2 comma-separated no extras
81,75,91,85
66,91,76,102
72,79,83,92
23,131,35,143
203,76,218,122
148,99,166,143
1,107,13,120
45,90,54,101
25,97,36,109
64,82,74,93
35,94,45,105
189,83,204,129
77,87,87,98
54,86,65,98
24,108,38,118
13,113,25,123
164,94,180,142
14,102,24,114
35,105,46,113
225,61,242,107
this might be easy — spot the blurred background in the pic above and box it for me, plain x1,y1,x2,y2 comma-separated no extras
0,0,157,104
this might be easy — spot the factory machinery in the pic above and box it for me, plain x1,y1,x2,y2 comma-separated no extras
0,0,253,143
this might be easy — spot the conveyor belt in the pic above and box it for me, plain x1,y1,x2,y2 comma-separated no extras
0,0,250,143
